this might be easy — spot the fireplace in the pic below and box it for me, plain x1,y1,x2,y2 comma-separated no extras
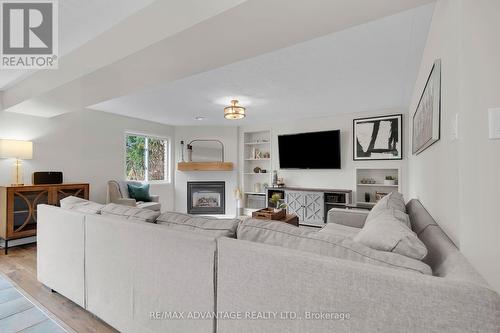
187,181,225,215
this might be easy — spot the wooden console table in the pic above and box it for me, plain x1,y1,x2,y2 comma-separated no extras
0,183,89,254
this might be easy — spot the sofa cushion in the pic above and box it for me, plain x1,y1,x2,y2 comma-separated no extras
101,203,160,223
156,212,239,238
60,196,104,215
127,183,151,202
237,219,431,275
354,208,427,260
319,223,360,239
369,191,407,219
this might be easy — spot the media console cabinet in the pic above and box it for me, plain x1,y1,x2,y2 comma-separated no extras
266,186,352,227
0,183,89,254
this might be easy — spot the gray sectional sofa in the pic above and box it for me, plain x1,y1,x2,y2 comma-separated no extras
37,196,500,333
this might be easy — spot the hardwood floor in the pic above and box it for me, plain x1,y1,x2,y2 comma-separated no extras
0,244,117,333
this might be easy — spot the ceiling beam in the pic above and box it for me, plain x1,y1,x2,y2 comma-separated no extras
3,0,434,117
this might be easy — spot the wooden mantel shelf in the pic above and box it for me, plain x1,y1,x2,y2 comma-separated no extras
177,162,234,171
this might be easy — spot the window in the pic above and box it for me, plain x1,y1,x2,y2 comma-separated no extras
125,133,169,182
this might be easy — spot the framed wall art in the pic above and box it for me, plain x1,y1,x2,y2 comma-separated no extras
353,114,403,160
412,59,441,155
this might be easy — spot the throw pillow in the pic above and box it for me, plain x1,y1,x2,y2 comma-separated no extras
354,208,427,260
101,203,160,223
60,196,104,214
127,183,151,202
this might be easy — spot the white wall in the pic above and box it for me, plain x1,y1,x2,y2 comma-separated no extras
0,109,175,210
240,109,409,202
408,0,462,244
174,126,239,217
409,0,500,292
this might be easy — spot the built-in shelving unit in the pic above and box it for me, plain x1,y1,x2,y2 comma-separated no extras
355,168,401,206
241,130,272,215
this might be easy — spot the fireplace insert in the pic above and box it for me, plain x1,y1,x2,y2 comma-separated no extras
187,181,225,214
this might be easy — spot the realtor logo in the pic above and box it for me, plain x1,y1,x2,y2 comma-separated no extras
1,0,58,69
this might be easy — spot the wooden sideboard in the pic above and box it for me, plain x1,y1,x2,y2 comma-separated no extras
0,183,89,254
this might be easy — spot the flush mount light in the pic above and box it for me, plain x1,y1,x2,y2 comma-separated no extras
194,116,205,121
224,100,246,120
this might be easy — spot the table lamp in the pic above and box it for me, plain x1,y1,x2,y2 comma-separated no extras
0,139,33,186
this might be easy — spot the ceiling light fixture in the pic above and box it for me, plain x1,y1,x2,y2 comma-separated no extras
224,100,246,120
194,116,205,121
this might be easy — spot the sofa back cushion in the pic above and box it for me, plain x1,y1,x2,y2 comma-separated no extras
354,208,427,260
101,203,160,223
237,219,431,275
157,212,239,238
406,199,488,285
60,196,104,215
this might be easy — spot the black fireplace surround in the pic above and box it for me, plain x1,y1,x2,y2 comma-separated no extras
187,181,225,215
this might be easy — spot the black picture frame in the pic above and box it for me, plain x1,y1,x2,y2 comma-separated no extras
353,114,403,161
412,59,441,155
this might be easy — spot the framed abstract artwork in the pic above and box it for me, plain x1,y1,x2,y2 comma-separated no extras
412,59,441,155
353,114,403,160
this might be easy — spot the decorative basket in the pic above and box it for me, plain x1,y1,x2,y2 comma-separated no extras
252,208,286,220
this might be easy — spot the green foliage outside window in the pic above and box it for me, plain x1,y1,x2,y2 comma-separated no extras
126,134,167,182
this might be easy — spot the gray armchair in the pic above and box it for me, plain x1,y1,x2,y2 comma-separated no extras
107,180,161,211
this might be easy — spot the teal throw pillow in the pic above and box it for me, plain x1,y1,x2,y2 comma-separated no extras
127,183,151,202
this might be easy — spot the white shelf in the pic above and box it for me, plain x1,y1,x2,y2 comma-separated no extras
244,142,270,145
357,183,398,187
243,173,270,175
245,158,271,161
244,191,266,195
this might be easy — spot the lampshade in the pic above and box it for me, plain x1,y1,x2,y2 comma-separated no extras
224,100,246,120
0,139,33,160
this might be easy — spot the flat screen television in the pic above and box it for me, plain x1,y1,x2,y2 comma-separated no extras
278,130,341,169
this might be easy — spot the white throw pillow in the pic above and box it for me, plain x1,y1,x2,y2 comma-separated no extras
354,208,427,260
60,196,104,215
101,203,160,223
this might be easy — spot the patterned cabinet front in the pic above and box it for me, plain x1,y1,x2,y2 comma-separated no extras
52,184,89,206
303,192,325,226
285,191,305,221
8,187,49,238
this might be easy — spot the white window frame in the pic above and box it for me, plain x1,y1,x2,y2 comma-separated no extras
124,132,171,184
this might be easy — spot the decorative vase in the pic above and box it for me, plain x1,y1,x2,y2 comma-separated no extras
254,183,262,193
384,179,396,185
365,192,370,203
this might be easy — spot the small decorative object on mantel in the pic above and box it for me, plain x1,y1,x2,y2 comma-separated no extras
353,114,403,161
384,176,397,186
253,166,262,173
262,152,270,159
276,177,285,187
180,141,185,162
413,59,441,155
261,169,267,173
234,187,243,216
365,192,371,203
254,183,262,193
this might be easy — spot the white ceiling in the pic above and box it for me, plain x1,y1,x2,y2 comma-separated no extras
90,3,435,126
0,0,155,89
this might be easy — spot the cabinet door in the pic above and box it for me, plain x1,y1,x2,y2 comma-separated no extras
285,191,305,220
303,192,325,226
8,188,49,238
51,185,89,206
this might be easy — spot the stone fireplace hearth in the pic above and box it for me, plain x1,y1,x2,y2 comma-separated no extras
187,181,225,215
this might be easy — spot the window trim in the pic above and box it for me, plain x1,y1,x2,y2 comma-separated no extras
124,131,171,184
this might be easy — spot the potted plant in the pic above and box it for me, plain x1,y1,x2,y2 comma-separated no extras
270,193,287,213
384,175,397,186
